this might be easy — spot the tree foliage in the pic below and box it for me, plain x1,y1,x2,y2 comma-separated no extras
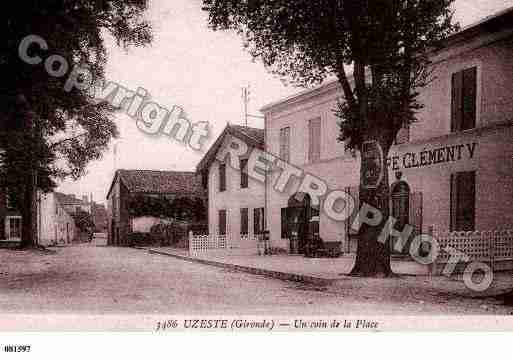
0,0,152,246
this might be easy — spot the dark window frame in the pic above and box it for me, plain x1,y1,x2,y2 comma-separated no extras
240,159,249,189
450,171,476,232
219,163,226,192
218,209,227,235
240,208,249,235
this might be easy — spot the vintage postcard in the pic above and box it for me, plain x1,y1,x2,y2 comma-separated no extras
1,0,513,341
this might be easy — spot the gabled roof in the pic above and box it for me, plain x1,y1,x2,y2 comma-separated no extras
196,124,265,173
106,169,205,199
54,192,85,206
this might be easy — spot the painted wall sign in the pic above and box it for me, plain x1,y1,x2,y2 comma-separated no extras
361,141,384,189
387,142,478,171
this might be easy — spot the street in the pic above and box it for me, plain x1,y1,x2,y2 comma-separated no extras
0,246,511,315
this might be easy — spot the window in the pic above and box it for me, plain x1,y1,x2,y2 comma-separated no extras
395,123,410,145
253,208,265,235
308,118,321,162
450,171,476,232
240,159,248,189
451,67,477,132
279,127,290,162
201,171,208,190
218,210,227,235
219,163,226,192
240,208,248,235
5,216,22,240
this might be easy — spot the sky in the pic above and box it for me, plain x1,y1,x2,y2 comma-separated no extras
57,0,513,205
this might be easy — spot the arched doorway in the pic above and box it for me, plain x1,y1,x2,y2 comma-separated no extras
390,176,411,255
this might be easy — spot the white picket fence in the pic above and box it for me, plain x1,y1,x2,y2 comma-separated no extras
188,232,262,256
188,232,227,255
435,229,513,269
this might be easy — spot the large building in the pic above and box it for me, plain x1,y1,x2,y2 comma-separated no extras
260,7,513,254
106,169,206,246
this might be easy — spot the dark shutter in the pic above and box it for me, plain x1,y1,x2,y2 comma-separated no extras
240,208,248,235
281,208,287,239
462,67,477,130
219,210,226,235
253,208,264,235
254,208,260,235
451,71,464,132
450,172,476,232
452,67,476,132
219,163,226,192
240,159,248,189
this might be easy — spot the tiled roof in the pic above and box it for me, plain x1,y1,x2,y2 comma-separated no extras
116,170,205,196
197,124,264,172
229,125,265,146
54,192,85,206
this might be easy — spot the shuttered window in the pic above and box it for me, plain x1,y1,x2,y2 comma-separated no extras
450,171,476,232
451,67,477,132
218,210,227,235
308,118,321,162
279,127,290,162
253,208,264,235
240,208,248,235
219,163,226,192
240,159,248,189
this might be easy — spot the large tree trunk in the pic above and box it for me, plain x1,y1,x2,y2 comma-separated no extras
350,134,393,277
19,173,36,248
18,93,38,249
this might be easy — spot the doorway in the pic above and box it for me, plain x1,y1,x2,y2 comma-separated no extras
390,180,411,255
284,193,312,254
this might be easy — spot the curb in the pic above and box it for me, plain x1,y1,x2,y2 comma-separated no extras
146,248,336,286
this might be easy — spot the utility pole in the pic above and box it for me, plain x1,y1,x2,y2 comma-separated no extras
241,84,264,126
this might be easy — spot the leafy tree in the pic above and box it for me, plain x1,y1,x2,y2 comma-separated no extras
202,0,458,276
71,209,95,236
0,0,152,247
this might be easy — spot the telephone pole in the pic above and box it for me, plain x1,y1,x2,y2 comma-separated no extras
241,84,264,127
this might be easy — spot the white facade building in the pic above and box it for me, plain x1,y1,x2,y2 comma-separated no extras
197,125,265,254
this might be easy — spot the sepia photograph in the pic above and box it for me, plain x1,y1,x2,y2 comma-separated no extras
1,0,513,342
